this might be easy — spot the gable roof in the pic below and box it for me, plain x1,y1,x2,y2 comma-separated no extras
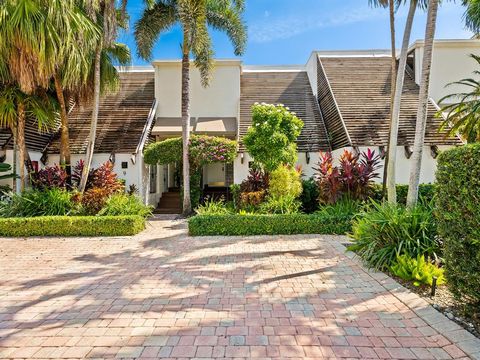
48,71,155,154
316,55,462,149
240,70,331,152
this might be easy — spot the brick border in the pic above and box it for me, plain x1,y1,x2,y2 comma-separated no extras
338,239,480,360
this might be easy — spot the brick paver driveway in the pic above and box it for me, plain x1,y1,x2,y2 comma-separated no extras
0,217,479,360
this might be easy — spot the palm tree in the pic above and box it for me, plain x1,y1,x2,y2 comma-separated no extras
407,0,440,207
463,0,480,35
135,0,247,215
386,0,428,204
0,0,99,185
78,0,131,193
0,85,57,190
438,54,480,142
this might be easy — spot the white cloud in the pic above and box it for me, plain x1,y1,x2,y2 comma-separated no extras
249,5,385,43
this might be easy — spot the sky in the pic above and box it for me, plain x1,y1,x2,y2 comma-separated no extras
118,0,473,66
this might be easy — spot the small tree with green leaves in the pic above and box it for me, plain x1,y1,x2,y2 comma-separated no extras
243,103,303,173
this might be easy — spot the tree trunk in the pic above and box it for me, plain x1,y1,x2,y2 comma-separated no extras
54,73,72,186
382,0,397,199
407,0,439,207
386,0,417,204
11,124,17,193
79,42,102,193
17,102,27,191
181,34,192,215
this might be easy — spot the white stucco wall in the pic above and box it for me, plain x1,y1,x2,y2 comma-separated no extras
306,52,318,98
153,60,241,119
411,40,480,103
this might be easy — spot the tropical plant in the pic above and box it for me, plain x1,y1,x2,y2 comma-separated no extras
315,149,381,204
268,165,302,198
239,168,269,193
89,162,124,192
243,103,304,172
31,165,68,190
300,178,319,213
259,194,301,215
463,0,480,35
438,54,480,142
239,190,266,209
407,0,440,207
98,194,153,218
195,197,231,215
135,0,247,215
0,85,57,190
348,200,440,270
390,254,445,287
316,198,361,218
0,188,75,217
386,0,428,204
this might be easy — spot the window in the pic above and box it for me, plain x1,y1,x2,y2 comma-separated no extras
149,165,157,194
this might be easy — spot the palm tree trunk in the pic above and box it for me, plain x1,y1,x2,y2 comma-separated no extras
407,0,439,207
79,42,102,193
17,102,27,191
11,125,17,193
382,0,397,198
181,33,192,215
54,73,72,186
386,0,417,204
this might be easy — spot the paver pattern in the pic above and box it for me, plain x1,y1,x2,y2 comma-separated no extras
0,217,478,359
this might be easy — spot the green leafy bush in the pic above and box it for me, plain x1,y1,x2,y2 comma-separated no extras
98,194,153,218
239,190,266,209
269,165,302,198
371,184,436,205
436,144,480,304
390,254,445,287
316,198,361,218
300,178,319,213
195,197,231,215
243,103,304,172
188,213,353,236
260,195,301,214
348,201,440,270
0,189,75,217
0,216,145,237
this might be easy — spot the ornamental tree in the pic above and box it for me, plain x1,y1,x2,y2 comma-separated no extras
243,103,304,172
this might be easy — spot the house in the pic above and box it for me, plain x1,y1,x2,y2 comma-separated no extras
0,38,476,210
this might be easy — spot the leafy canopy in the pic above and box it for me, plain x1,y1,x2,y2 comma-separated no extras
243,103,304,173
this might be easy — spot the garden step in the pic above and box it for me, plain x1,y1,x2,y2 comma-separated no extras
155,191,181,214
154,207,182,214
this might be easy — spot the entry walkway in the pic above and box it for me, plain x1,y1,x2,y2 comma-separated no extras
0,217,478,359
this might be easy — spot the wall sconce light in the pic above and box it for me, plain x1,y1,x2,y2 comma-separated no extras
404,145,413,159
305,152,311,164
430,145,439,159
379,146,387,160
240,152,244,164
109,152,115,164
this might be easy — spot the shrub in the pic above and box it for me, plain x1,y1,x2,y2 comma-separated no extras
98,194,153,218
268,165,302,198
371,184,436,205
348,201,440,270
189,213,353,236
240,168,268,193
0,216,145,237
315,149,381,204
243,103,304,172
0,189,75,217
260,195,301,214
300,178,319,213
31,165,67,190
436,144,480,304
195,197,231,215
230,184,241,209
77,187,112,215
90,162,124,192
316,198,361,218
390,254,445,287
239,190,266,208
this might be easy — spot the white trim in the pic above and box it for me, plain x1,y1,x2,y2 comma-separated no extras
312,49,392,58
115,65,154,72
242,65,305,72
152,59,242,67
408,39,480,53
429,97,466,145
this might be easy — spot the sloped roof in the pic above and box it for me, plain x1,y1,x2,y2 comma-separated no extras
0,119,55,152
317,56,461,148
240,71,331,152
48,71,155,154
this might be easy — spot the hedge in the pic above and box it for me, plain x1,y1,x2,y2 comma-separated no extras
0,216,146,237
188,213,353,236
436,144,480,304
371,184,436,204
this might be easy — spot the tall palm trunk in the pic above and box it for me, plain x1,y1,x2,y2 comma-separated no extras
181,33,192,215
54,73,72,186
386,0,417,204
79,42,102,193
407,0,439,207
11,125,17,193
17,102,27,191
382,0,397,198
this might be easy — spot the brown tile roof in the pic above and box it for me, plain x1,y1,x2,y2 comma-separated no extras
317,56,461,148
48,71,155,154
240,71,331,152
0,119,55,152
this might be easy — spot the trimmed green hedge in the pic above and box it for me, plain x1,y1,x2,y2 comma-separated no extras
436,144,480,304
0,216,146,237
188,214,353,236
